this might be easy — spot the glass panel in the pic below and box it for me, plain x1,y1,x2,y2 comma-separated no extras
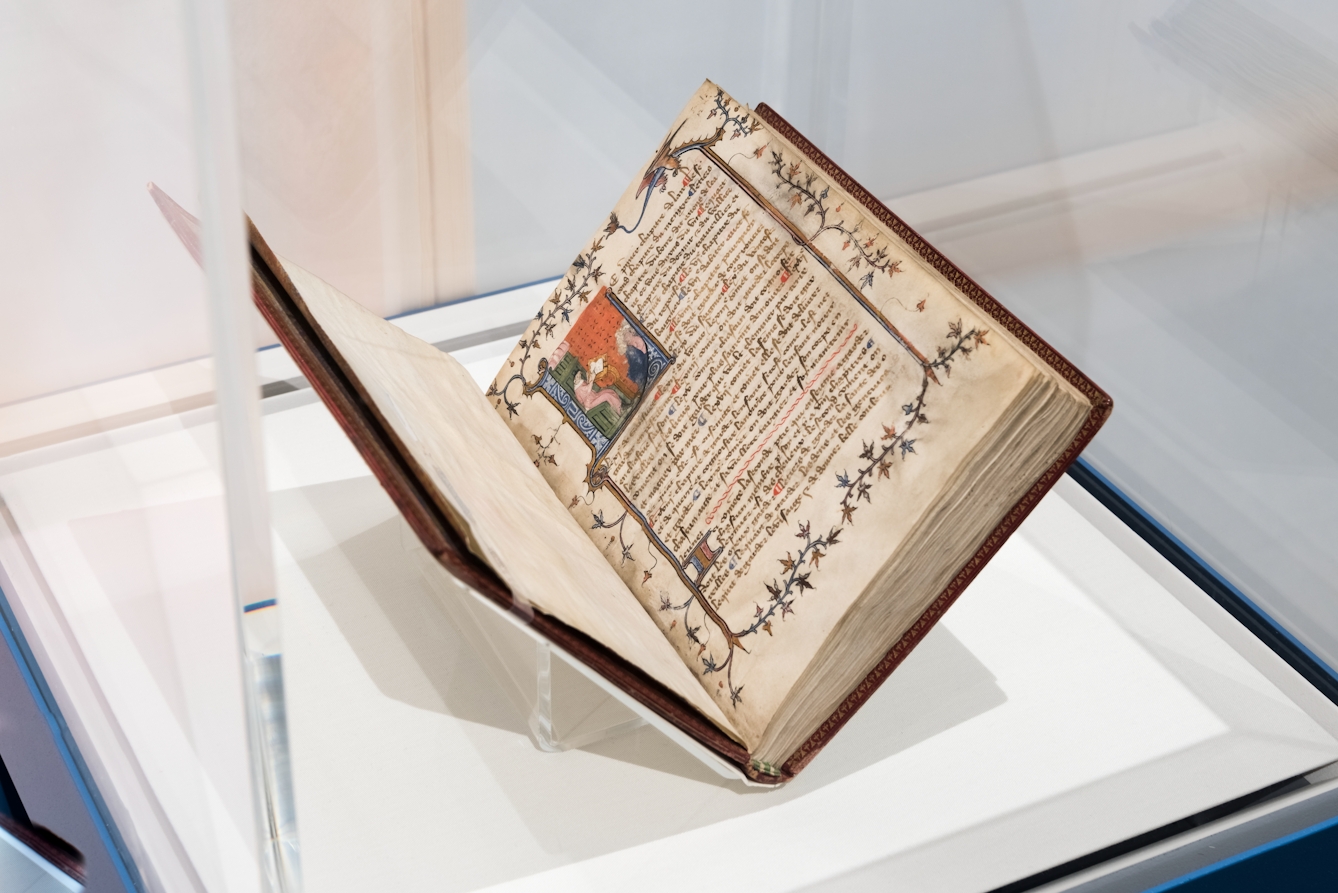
224,0,1338,887
456,0,1338,669
0,1,276,890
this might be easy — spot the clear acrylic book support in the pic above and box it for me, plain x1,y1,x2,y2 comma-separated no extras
403,527,752,782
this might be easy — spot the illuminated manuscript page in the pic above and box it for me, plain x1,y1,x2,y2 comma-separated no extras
492,82,1038,748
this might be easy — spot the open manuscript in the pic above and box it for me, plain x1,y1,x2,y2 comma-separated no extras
154,82,1110,783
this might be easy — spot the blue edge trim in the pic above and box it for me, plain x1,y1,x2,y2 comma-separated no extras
1145,813,1338,891
1067,457,1338,700
990,457,1338,892
0,576,145,892
0,444,1331,891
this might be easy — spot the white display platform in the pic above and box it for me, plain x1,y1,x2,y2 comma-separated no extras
1,289,1337,893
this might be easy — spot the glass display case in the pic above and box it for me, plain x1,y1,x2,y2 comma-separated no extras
1,1,285,891
5,1,1338,891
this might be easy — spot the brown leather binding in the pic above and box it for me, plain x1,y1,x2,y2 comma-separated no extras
238,104,1110,784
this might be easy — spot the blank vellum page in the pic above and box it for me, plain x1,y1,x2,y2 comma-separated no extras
280,260,738,737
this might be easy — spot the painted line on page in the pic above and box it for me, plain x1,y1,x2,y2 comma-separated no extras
704,322,859,525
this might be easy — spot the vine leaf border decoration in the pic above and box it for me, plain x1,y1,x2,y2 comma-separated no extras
492,89,993,713
591,509,639,566
768,148,906,291
661,320,988,710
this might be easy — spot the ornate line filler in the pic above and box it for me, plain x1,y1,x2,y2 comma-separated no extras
702,322,859,527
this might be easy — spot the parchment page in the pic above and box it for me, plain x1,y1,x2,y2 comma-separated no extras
491,82,1037,747
279,261,739,738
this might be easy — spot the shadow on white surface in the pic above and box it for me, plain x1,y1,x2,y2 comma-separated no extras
269,474,1007,791
581,623,1007,790
270,479,530,738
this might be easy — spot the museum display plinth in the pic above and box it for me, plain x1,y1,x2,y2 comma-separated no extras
4,290,1335,892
